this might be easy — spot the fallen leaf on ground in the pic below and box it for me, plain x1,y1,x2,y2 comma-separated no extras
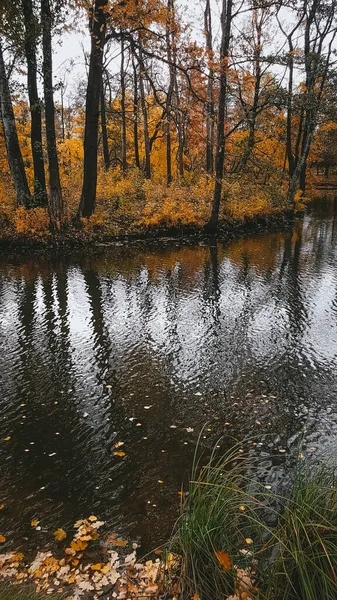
245,538,253,545
113,441,124,448
3,437,10,441
0,535,6,543
88,515,97,522
113,451,126,457
53,528,67,542
31,520,39,527
91,563,101,571
215,551,232,571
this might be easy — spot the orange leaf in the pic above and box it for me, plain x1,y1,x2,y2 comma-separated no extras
113,451,126,457
91,563,102,570
53,528,67,541
70,539,88,552
214,551,232,571
0,534,6,543
31,519,39,527
110,538,128,547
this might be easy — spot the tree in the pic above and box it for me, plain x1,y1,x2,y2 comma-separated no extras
78,0,108,218
22,0,47,206
206,0,233,232
41,0,63,225
204,0,214,174
0,40,31,208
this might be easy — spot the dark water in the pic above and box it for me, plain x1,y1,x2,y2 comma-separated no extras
1,198,337,553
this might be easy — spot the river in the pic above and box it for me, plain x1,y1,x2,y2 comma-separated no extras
1,197,337,554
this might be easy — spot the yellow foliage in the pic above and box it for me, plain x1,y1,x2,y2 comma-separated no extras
15,207,49,237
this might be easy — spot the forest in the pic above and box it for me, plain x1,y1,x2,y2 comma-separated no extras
0,0,337,240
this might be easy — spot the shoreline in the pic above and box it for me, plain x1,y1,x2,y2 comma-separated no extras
0,209,299,255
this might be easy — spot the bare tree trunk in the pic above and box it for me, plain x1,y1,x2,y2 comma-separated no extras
78,0,107,218
100,80,110,171
0,41,31,208
131,53,140,169
120,35,127,174
206,0,233,232
166,0,175,185
41,0,63,225
240,7,263,171
22,0,47,206
204,0,214,174
138,35,151,179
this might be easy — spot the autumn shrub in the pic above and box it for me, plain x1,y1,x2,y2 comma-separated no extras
14,207,50,237
0,203,15,237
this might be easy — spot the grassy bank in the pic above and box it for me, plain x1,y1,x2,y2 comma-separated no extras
0,174,306,249
1,446,336,600
172,442,337,600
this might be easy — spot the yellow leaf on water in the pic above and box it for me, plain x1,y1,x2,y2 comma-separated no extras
0,535,6,543
31,520,39,527
91,563,101,571
239,505,245,511
113,451,126,457
214,551,232,571
3,437,10,441
0,505,4,510
53,528,67,541
114,441,124,448
88,515,97,522
245,538,253,545
158,480,164,484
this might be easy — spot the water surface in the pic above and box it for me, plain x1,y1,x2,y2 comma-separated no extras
1,198,337,552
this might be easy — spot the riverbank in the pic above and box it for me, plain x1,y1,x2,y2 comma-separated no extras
0,175,308,252
1,450,336,600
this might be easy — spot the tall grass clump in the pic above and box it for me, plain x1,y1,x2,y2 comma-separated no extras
171,441,268,599
171,440,337,600
267,462,337,600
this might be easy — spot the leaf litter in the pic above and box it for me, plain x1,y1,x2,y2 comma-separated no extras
0,516,179,599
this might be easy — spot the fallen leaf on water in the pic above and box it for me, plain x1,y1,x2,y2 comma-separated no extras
31,520,40,528
239,505,245,511
110,538,127,547
0,505,4,510
158,480,164,484
186,427,194,433
279,449,286,453
0,534,6,543
70,540,88,552
214,551,232,571
3,437,10,441
245,538,253,545
113,441,124,449
297,452,304,459
113,451,126,457
53,528,67,542
88,515,97,522
170,425,177,429
192,594,201,600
